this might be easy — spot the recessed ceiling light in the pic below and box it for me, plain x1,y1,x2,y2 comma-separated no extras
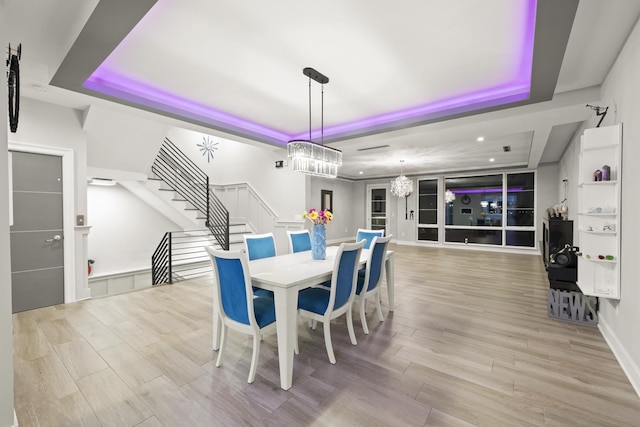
359,171,364,175
477,136,484,142
489,158,495,162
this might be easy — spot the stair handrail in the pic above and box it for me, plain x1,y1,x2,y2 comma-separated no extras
152,137,229,250
212,182,280,229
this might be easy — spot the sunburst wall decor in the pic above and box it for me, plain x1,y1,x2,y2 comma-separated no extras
197,136,219,162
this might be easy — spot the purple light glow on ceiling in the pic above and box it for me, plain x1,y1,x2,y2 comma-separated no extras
84,0,537,145
449,187,524,194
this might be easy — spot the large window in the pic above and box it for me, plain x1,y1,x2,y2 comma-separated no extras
436,172,535,248
505,172,535,247
417,179,438,241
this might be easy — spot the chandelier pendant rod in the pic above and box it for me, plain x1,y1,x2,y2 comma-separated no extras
308,77,312,141
321,84,324,144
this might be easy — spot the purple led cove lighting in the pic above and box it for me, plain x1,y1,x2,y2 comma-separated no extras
449,187,524,194
84,0,537,144
294,0,537,141
292,86,530,141
85,69,290,143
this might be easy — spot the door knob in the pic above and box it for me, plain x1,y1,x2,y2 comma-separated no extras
46,235,62,242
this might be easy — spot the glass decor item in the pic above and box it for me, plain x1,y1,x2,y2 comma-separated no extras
302,207,333,260
311,224,326,260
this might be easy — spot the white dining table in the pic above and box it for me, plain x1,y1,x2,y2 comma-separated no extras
211,245,395,390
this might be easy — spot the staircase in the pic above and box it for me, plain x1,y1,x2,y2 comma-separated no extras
150,138,248,285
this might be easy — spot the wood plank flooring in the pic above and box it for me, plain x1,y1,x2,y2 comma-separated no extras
13,244,640,426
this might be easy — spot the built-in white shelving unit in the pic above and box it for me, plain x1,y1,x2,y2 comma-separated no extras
576,124,622,299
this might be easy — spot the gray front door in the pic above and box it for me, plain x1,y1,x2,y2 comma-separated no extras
10,151,64,313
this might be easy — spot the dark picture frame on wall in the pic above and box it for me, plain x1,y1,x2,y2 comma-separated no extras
321,189,333,211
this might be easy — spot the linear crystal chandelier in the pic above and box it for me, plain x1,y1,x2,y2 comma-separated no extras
287,68,342,178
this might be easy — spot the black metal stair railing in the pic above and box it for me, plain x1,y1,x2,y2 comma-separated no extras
151,137,229,250
152,230,220,285
150,137,230,285
151,232,171,285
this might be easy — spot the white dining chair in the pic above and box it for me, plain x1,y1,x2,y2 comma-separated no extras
296,241,365,364
205,247,277,383
243,233,277,298
354,235,391,334
287,229,312,253
356,228,384,249
244,233,277,260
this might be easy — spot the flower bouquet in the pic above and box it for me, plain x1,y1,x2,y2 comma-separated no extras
302,208,333,259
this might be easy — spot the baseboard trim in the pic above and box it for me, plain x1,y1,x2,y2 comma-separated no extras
598,316,640,398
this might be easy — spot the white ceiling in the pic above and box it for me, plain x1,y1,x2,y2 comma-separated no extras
6,0,640,180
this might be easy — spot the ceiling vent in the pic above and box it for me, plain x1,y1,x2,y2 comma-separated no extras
357,144,390,152
503,145,511,152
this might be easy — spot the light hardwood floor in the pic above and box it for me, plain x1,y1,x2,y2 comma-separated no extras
13,244,640,426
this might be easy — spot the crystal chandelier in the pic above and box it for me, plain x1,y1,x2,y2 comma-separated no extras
287,68,342,178
390,160,413,198
445,189,456,203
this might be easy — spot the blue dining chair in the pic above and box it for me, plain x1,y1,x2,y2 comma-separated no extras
244,233,277,260
354,235,391,334
297,240,365,364
287,229,312,253
205,247,277,383
356,228,385,249
244,233,276,297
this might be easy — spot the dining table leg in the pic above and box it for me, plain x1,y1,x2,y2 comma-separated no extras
273,286,298,390
385,253,395,311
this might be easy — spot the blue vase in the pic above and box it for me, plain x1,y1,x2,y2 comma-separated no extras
312,224,326,260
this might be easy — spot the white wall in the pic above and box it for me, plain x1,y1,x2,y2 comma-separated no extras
536,163,560,244
308,176,362,241
87,184,182,275
83,104,168,173
167,127,306,221
0,2,15,424
561,15,640,395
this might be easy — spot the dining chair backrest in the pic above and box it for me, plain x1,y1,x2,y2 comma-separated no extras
362,235,392,293
356,228,384,249
244,233,277,260
287,229,312,253
206,248,254,326
330,241,365,311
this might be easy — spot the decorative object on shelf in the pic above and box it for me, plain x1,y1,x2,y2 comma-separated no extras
593,169,602,181
560,204,568,220
303,208,333,260
560,178,568,220
287,68,342,178
390,160,414,219
88,259,95,275
197,135,219,163
603,223,615,232
601,164,611,181
6,43,21,133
